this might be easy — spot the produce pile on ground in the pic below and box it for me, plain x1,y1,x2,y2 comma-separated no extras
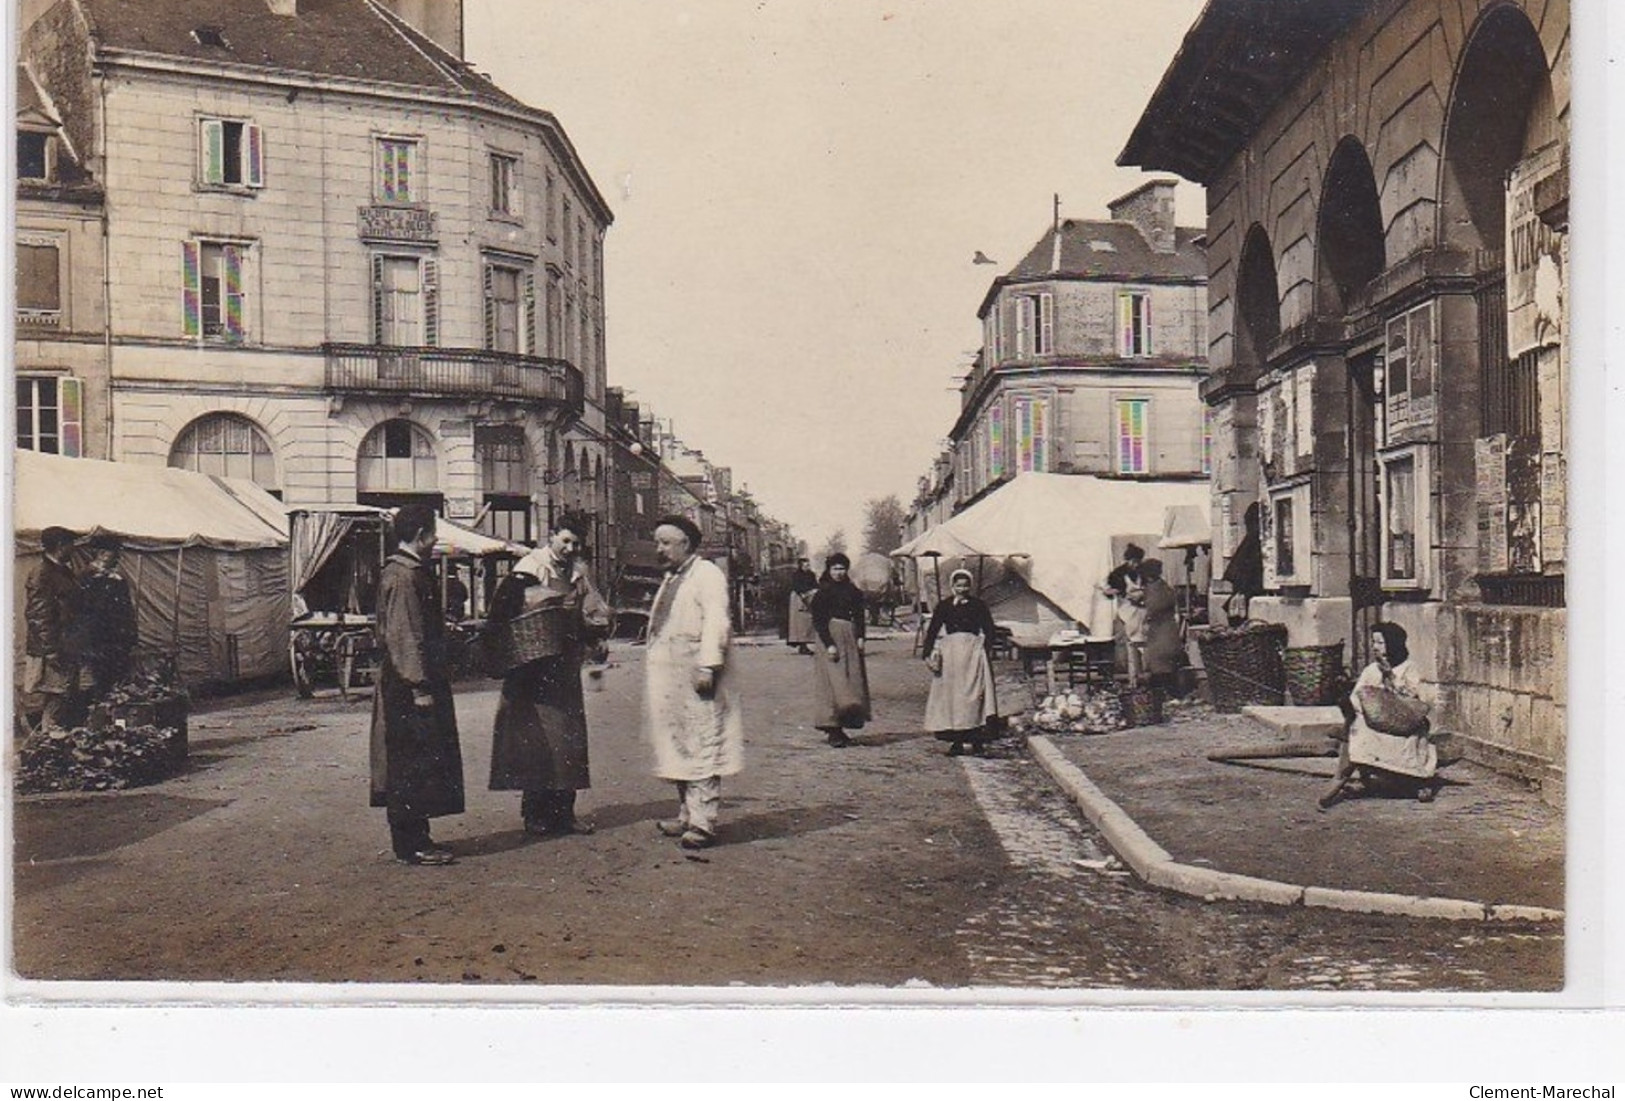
1024,689,1127,735
17,722,179,794
97,667,187,708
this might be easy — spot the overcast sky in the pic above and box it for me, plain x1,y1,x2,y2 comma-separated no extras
466,0,1207,551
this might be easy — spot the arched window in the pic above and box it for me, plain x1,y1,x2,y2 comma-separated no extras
169,413,279,494
357,418,438,494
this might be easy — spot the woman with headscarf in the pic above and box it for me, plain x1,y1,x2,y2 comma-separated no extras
808,552,870,747
921,568,1000,756
1319,621,1438,809
785,557,819,654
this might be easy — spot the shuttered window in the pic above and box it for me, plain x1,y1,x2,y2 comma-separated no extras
182,240,250,342
376,138,418,203
483,261,536,354
1115,398,1149,474
372,254,439,347
16,375,82,456
199,118,264,189
1118,291,1152,357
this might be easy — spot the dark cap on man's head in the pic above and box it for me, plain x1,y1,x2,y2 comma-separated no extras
654,514,703,549
40,526,77,553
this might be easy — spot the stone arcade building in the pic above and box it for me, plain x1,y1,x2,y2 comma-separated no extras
1122,0,1569,796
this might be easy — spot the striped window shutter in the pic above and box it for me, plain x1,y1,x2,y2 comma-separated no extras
245,123,264,188
1118,294,1132,357
200,119,224,184
58,376,83,458
222,245,246,341
1039,293,1054,355
524,271,537,355
371,254,386,344
422,257,439,347
1032,399,1048,472
182,240,202,337
1015,297,1030,357
482,264,496,350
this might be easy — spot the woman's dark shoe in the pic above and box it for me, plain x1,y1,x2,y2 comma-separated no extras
948,742,966,756
679,828,715,850
823,728,851,747
396,847,456,866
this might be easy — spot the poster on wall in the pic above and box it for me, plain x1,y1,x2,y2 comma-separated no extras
1475,433,1509,574
1540,452,1566,568
1506,141,1565,358
1506,433,1543,574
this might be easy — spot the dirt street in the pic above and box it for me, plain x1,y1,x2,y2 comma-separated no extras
11,636,1561,992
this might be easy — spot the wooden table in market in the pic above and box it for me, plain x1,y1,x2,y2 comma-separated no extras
1031,634,1116,696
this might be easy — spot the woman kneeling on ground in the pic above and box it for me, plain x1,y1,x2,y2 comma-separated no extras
921,568,1000,757
1319,621,1438,809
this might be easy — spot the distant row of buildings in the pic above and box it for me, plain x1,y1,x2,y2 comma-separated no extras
13,0,797,606
912,0,1570,800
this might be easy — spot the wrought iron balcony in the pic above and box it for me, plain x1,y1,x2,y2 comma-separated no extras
323,343,583,416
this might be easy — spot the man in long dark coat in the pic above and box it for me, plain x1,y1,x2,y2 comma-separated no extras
370,504,464,866
66,533,138,704
486,513,610,836
24,526,81,732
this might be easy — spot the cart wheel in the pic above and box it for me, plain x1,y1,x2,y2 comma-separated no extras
291,642,315,698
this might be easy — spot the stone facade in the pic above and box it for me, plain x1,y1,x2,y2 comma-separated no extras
1124,0,1570,797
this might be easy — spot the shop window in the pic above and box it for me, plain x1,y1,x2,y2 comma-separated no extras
358,419,438,493
16,375,82,457
169,412,279,493
1379,446,1431,589
1264,483,1312,588
199,117,264,190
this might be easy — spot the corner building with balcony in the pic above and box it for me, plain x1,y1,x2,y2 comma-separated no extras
1121,0,1569,797
16,0,611,561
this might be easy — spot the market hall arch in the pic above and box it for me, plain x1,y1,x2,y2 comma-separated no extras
1313,136,1389,658
1438,1,1564,602
168,412,281,497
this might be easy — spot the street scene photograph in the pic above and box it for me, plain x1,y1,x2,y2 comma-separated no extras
5,0,1583,1013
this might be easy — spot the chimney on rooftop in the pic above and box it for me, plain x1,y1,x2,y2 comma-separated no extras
1108,179,1179,254
266,0,297,14
377,0,466,60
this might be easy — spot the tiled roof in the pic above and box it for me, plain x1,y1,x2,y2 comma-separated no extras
1006,219,1206,283
75,0,524,107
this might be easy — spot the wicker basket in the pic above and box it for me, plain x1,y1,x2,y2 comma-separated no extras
1284,642,1346,706
1357,684,1430,736
1195,622,1288,712
491,605,578,671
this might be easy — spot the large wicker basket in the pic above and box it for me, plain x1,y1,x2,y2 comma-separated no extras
1284,642,1346,706
489,605,578,672
1196,622,1288,712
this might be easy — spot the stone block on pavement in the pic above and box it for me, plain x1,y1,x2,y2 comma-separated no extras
1241,705,1346,739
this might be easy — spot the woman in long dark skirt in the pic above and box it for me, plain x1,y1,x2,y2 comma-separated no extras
808,553,871,747
921,568,1000,756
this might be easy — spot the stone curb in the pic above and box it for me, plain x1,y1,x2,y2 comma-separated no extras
1026,734,1564,924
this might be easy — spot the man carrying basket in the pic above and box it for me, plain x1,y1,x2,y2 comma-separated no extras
485,513,612,837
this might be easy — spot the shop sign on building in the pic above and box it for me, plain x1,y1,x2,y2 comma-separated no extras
358,205,438,243
1506,143,1565,358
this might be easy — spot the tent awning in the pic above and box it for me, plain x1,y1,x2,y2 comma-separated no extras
1159,503,1213,549
13,450,289,550
894,472,1211,634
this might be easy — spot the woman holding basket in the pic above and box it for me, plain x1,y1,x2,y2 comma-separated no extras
1319,621,1438,809
921,568,1000,756
485,513,611,836
808,553,871,747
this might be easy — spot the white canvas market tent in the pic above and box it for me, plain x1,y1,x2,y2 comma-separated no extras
13,450,291,689
893,472,1211,646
